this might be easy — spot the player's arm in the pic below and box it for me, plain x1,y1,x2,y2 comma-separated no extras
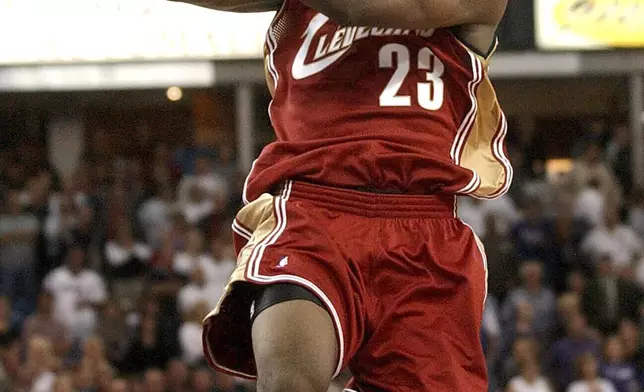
301,0,507,29
167,0,282,12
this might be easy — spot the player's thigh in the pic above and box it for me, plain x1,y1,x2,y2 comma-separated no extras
252,289,338,390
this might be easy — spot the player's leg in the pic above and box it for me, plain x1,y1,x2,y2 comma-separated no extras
251,284,338,392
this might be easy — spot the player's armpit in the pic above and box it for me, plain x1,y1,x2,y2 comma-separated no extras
301,0,507,29
167,0,282,12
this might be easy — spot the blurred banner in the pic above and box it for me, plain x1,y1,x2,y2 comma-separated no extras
0,0,274,64
535,0,644,50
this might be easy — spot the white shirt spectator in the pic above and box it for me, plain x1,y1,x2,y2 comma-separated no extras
30,371,55,392
574,187,605,227
178,283,223,316
508,376,552,392
173,252,220,283
104,242,152,267
178,321,204,366
178,173,228,206
137,197,175,249
43,266,108,340
567,380,616,392
458,195,520,237
582,225,643,269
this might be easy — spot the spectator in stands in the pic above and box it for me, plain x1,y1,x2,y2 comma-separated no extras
121,313,172,374
582,256,644,333
605,123,633,198
178,156,228,225
629,188,644,239
109,378,129,392
552,202,591,292
0,331,20,392
192,367,216,392
52,373,75,392
179,301,208,366
43,245,108,341
97,300,129,366
482,215,514,298
22,336,57,392
572,143,621,207
138,185,177,250
567,352,617,392
166,358,190,392
507,356,553,392
21,291,71,357
178,267,220,316
600,335,639,392
511,199,555,277
44,194,81,268
173,228,218,283
546,313,600,391
459,195,520,238
0,188,39,315
582,207,643,272
209,236,236,297
105,223,151,308
501,337,538,387
502,260,557,342
143,368,166,392
574,178,605,228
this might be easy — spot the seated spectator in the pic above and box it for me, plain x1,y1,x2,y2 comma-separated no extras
109,378,129,392
482,215,514,298
546,313,600,391
600,335,639,392
482,295,502,375
192,367,216,392
179,301,208,366
21,291,71,357
210,236,236,296
96,300,129,366
572,143,621,206
178,156,228,213
567,352,617,392
574,178,605,228
582,257,644,333
502,260,557,342
581,207,642,272
137,185,177,249
0,189,39,316
0,331,20,392
629,188,644,239
143,368,166,392
43,245,108,341
507,357,553,392
120,314,173,373
458,195,520,238
52,373,74,392
0,296,20,341
105,223,151,308
104,224,151,278
510,199,555,275
178,267,222,316
22,336,57,392
173,228,218,283
166,358,189,392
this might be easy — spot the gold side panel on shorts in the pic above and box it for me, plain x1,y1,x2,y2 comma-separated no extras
458,74,508,198
204,194,277,321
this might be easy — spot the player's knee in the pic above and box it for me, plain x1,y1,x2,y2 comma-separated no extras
257,364,328,392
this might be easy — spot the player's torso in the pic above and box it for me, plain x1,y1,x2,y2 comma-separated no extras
247,0,511,201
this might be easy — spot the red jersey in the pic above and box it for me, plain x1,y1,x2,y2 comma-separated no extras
242,0,512,203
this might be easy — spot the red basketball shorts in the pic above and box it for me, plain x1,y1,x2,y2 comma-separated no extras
203,180,489,391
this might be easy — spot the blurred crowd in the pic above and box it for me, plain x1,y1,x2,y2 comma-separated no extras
0,118,642,392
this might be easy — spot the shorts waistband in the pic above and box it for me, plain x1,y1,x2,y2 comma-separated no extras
279,181,456,218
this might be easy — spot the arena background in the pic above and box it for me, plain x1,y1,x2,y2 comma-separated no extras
0,0,643,391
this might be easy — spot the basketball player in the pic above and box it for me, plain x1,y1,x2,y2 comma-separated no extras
173,0,511,390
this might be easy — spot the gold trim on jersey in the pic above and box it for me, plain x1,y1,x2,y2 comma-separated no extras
453,50,512,199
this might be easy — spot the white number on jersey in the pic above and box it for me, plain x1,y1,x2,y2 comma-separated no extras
378,44,445,111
